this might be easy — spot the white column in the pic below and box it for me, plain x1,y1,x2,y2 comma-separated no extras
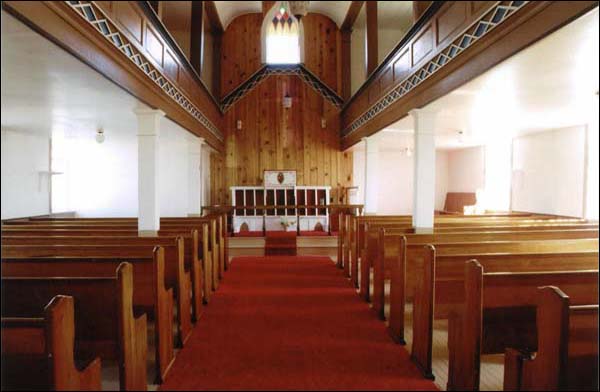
201,143,210,208
135,108,164,235
187,137,204,216
411,109,436,233
363,136,379,214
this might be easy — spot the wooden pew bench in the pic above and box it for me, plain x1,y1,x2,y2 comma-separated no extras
407,246,599,380
2,233,204,327
372,232,599,320
504,286,599,391
446,261,598,390
1,295,102,391
1,246,174,384
3,216,223,294
1,226,213,309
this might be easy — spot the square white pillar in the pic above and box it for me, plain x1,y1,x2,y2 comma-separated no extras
135,108,164,235
411,109,436,233
363,136,379,215
187,137,205,216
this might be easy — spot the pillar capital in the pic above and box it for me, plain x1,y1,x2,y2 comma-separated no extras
134,108,165,137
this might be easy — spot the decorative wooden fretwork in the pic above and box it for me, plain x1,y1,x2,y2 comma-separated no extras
342,1,528,137
66,1,223,141
221,64,344,112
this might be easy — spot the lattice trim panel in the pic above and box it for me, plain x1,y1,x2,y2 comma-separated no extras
221,64,344,112
342,1,528,137
66,1,223,141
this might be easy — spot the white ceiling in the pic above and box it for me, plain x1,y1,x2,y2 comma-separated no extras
0,11,192,143
214,1,352,28
361,7,599,152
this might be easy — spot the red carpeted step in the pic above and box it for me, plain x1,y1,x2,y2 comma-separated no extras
160,256,438,391
265,231,297,256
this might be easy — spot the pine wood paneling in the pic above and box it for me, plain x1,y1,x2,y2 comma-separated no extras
217,76,352,204
220,13,341,97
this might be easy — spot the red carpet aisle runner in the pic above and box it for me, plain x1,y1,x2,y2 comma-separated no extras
265,231,297,256
160,256,437,391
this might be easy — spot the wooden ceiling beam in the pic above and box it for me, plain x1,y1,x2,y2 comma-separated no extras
204,1,224,33
340,1,364,32
365,1,378,76
190,1,205,74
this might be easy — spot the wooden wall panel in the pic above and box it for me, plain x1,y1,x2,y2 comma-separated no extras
220,13,341,97
220,13,263,98
216,75,352,204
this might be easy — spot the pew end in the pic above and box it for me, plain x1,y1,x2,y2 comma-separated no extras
1,295,102,391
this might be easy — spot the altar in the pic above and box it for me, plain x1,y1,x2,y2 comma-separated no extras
230,170,331,234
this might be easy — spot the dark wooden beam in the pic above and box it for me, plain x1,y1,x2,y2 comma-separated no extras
204,1,223,33
340,30,352,100
212,31,222,99
262,1,276,16
413,1,433,22
365,1,378,76
341,1,364,32
190,1,204,74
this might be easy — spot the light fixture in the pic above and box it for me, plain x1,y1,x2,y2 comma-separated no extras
321,117,327,129
289,1,309,20
236,120,243,131
405,147,413,157
95,128,105,144
282,93,292,109
457,130,465,144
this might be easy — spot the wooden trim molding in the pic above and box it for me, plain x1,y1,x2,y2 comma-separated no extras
65,1,222,141
221,64,344,112
341,1,364,31
340,1,599,149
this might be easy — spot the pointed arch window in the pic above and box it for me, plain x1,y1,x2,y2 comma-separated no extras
262,1,304,64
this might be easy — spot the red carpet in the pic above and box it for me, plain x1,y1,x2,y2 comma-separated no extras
160,256,437,391
265,232,297,256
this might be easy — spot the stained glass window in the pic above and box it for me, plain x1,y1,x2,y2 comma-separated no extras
263,1,302,64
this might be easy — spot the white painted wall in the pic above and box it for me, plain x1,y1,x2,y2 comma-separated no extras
159,126,190,217
435,150,449,210
1,128,51,219
352,145,449,214
53,130,138,217
49,120,200,218
446,146,485,193
512,126,586,217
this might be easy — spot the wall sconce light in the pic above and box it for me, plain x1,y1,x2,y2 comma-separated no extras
282,93,292,109
95,128,105,144
236,120,243,130
321,117,327,129
457,130,465,144
405,147,413,157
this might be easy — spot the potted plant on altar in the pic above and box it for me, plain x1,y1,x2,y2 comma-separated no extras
280,216,296,232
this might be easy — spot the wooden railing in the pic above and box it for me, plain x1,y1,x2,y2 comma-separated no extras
340,1,599,149
2,1,224,150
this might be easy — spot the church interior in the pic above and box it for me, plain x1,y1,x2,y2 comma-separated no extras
1,1,599,390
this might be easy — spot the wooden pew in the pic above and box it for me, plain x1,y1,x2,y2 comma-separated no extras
446,261,598,390
4,217,223,294
372,230,600,320
360,224,599,301
1,263,147,390
408,246,599,380
1,234,200,333
1,246,174,384
2,238,192,347
1,295,102,391
504,286,599,391
1,226,213,310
